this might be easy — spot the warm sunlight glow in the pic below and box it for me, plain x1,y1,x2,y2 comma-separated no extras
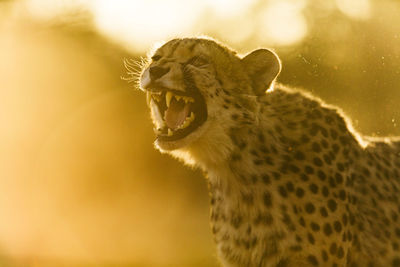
5,0,400,266
24,0,87,19
22,0,261,53
204,0,256,17
89,0,199,52
335,0,371,20
211,16,256,45
22,0,308,51
259,1,308,46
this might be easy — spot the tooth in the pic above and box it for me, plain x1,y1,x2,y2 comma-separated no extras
153,94,160,102
175,95,181,101
190,112,195,120
166,92,172,107
151,99,165,129
168,128,173,136
155,128,162,134
146,92,151,105
181,118,191,129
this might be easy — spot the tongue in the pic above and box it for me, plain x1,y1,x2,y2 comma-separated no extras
164,98,191,130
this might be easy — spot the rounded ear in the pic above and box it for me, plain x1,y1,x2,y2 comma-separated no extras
241,49,281,95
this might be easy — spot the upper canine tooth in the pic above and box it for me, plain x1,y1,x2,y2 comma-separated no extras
153,94,161,102
155,128,162,134
146,92,151,106
168,128,173,136
166,91,173,107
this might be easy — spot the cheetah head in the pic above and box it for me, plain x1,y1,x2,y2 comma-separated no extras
139,38,281,152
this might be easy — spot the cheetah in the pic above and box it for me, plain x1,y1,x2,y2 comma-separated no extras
135,37,400,267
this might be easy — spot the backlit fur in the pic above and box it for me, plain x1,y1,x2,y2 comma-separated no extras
138,37,400,267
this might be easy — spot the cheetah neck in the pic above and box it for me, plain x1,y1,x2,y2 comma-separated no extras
205,115,292,267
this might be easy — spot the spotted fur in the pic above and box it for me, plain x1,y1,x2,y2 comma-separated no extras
138,37,400,267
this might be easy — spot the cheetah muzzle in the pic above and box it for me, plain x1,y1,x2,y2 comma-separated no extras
142,80,207,142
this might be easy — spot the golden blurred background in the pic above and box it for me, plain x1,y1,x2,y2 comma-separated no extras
1,0,399,266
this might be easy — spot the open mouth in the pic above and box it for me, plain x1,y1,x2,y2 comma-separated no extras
147,89,207,141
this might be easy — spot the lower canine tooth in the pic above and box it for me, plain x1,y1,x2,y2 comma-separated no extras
181,118,191,129
146,92,151,106
166,92,173,107
153,94,161,102
184,96,194,103
178,113,195,129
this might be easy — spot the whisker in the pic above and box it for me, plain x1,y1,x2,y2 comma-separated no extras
122,57,148,88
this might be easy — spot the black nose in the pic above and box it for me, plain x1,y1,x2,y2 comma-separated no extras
149,66,170,80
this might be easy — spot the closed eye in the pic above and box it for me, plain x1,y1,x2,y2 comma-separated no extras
185,55,209,67
151,55,162,61
193,56,209,67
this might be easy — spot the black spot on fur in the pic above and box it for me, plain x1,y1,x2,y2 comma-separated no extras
276,258,289,267
305,165,314,174
320,207,328,217
321,249,329,262
312,142,321,152
338,190,346,201
329,242,337,255
313,157,323,167
337,246,344,259
231,215,243,229
310,222,320,232
242,193,254,205
301,134,310,144
317,170,326,181
263,191,273,207
309,183,319,194
308,233,315,244
328,199,337,212
300,173,309,182
323,223,333,236
254,213,274,226
334,221,342,233
393,257,400,267
305,203,316,214
278,186,288,198
307,255,319,266
262,174,271,184
322,186,330,197
296,187,305,198
294,151,305,160
290,245,302,252
286,182,295,192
